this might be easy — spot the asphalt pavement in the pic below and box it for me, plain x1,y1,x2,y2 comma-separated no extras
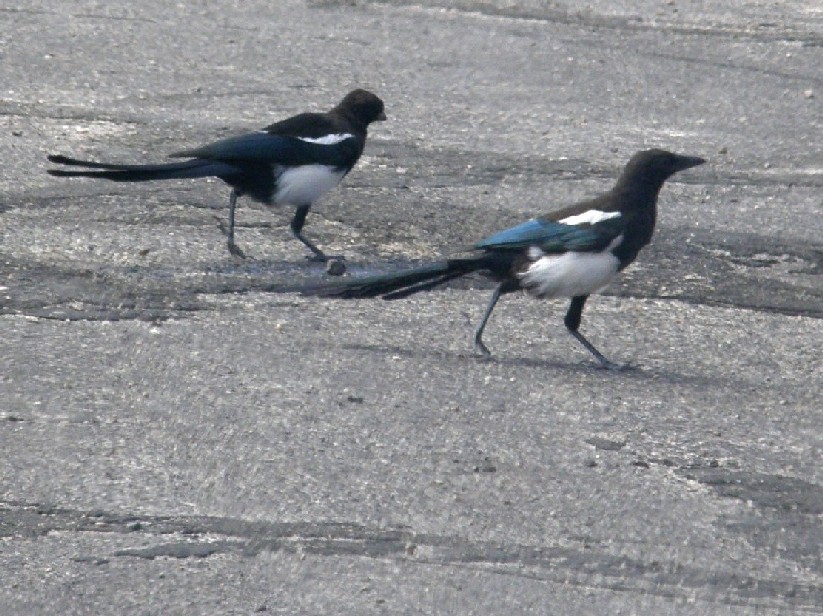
1,1,822,614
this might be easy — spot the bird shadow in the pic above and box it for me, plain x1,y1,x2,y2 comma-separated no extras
339,342,741,389
342,342,697,380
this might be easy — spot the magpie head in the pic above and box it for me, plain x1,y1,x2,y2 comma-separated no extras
623,149,705,184
338,89,387,126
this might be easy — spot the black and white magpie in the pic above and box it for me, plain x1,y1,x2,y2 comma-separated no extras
47,89,386,261
301,149,705,369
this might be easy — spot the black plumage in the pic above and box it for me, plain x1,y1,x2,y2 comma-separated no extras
48,89,386,261
302,149,705,369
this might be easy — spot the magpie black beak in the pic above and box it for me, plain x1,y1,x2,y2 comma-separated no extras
377,111,387,121
674,155,706,171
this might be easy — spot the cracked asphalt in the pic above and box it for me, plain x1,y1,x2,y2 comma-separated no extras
1,1,822,614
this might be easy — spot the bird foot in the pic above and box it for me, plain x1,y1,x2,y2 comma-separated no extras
594,359,636,372
473,341,493,360
215,216,246,258
227,241,246,259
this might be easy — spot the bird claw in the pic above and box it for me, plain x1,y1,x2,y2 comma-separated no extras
474,341,493,360
215,216,246,258
595,359,635,372
227,242,246,259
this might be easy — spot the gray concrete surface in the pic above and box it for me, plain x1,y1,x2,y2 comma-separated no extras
1,1,821,614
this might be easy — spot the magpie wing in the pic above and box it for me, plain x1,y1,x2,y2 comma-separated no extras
474,215,624,253
169,132,357,167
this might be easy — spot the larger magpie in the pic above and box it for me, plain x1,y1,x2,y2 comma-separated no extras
47,89,386,261
302,149,705,369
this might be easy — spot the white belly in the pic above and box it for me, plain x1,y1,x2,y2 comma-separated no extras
273,165,345,206
519,242,621,299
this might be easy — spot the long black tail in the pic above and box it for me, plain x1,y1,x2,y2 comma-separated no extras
46,154,237,182
301,258,489,299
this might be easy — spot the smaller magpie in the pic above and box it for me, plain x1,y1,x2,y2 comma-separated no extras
47,89,386,262
301,149,705,369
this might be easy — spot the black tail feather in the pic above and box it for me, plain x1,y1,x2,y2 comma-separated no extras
46,154,238,182
301,259,485,299
47,154,150,171
382,269,471,299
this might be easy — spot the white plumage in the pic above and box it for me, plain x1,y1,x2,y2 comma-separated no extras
559,209,621,226
297,133,353,145
274,165,346,206
519,235,623,299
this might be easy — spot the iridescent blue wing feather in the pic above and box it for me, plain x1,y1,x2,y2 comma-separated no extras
474,216,624,253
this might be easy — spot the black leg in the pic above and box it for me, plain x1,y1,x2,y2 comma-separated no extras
226,189,245,258
474,280,517,358
564,295,621,370
290,204,329,262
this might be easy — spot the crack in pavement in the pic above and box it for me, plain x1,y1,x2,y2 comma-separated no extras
362,0,823,47
0,497,820,609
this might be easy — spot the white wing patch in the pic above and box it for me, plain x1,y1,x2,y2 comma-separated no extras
519,235,623,299
297,133,353,145
559,209,621,226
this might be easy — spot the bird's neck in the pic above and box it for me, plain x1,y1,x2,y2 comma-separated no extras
610,178,662,268
613,172,665,208
334,108,368,133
